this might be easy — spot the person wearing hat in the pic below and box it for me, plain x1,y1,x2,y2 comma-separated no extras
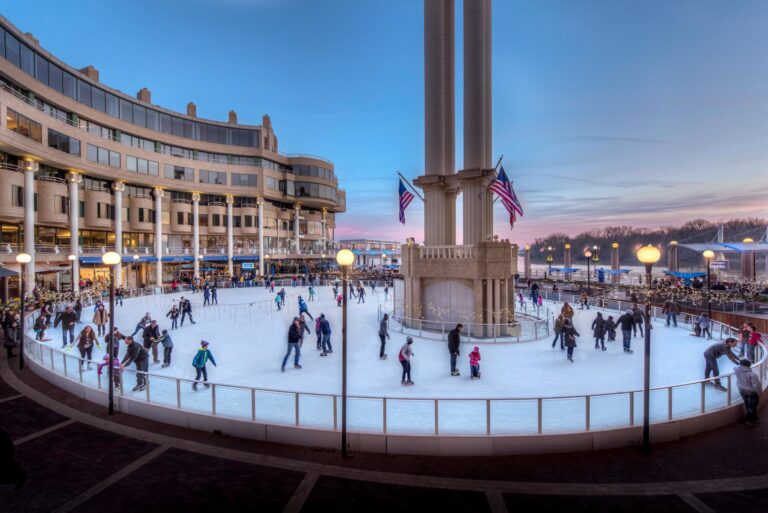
160,329,174,368
399,337,414,386
735,358,762,425
192,340,217,390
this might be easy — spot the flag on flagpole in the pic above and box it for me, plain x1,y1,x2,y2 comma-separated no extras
489,165,524,227
399,178,415,224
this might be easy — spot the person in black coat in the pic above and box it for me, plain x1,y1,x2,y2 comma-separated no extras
563,319,580,362
180,297,196,326
448,324,463,376
54,306,78,348
591,312,607,351
142,320,161,363
281,317,304,372
617,311,635,354
120,336,149,391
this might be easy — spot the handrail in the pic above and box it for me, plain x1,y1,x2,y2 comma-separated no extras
0,162,24,173
20,288,765,437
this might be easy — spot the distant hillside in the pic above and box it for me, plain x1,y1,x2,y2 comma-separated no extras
529,218,767,269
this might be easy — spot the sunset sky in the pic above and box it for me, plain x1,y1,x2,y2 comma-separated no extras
6,0,767,245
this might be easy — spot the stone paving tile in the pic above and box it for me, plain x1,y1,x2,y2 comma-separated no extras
697,489,768,513
303,476,491,513
502,493,697,513
72,448,304,513
0,396,68,439
0,422,158,513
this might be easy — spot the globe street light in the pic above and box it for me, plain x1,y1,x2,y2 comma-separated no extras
703,250,715,318
637,244,661,454
15,253,32,370
335,248,354,458
546,246,554,275
102,251,121,414
584,249,593,295
68,254,77,291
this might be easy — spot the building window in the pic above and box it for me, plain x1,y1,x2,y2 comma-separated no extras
87,144,121,168
176,212,186,225
266,177,280,190
47,128,81,156
127,156,159,176
6,108,42,142
54,195,68,214
199,214,208,227
211,214,221,227
164,164,194,181
231,173,258,187
11,185,23,207
199,169,227,185
244,215,253,228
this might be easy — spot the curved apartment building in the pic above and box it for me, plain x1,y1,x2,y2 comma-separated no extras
0,16,345,291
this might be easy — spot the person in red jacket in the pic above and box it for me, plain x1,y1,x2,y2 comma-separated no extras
469,346,481,379
747,323,763,363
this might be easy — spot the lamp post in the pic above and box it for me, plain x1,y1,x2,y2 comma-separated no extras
637,244,661,454
132,254,139,288
335,248,354,458
546,246,554,276
703,250,714,318
16,253,31,370
68,254,77,291
584,249,593,295
102,251,121,414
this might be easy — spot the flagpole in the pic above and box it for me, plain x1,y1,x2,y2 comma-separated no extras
397,171,425,202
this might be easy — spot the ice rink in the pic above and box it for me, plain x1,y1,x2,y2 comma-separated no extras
30,285,743,434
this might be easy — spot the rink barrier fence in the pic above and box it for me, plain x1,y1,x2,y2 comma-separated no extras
20,289,768,438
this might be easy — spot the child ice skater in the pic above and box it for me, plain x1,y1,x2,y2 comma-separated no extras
469,346,481,380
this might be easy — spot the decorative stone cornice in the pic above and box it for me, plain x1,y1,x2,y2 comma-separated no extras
67,171,83,184
113,181,126,193
256,196,264,206
191,192,201,202
153,187,165,198
225,194,234,205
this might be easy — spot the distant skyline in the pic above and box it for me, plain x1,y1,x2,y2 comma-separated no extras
5,0,767,245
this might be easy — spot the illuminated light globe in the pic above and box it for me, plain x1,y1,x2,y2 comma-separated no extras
101,251,121,266
15,253,31,264
68,254,77,262
336,248,354,267
702,249,715,260
584,250,592,258
637,245,661,265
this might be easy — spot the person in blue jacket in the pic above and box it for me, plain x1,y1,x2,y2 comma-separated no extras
192,340,217,390
298,296,313,320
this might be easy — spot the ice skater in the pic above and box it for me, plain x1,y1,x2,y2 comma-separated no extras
211,284,218,304
399,337,414,386
617,310,635,354
275,292,283,310
319,314,332,356
180,297,195,326
308,286,316,301
192,340,217,390
315,316,322,350
73,325,99,371
448,323,462,376
563,319,580,362
130,312,152,337
632,305,645,338
378,313,390,359
120,336,149,392
55,305,78,347
703,338,740,391
469,346,481,379
605,315,617,341
92,303,109,337
552,314,565,350
357,286,366,304
591,312,606,351
159,329,173,367
97,354,121,389
203,284,211,306
166,304,180,329
698,313,712,339
282,317,304,372
298,296,313,319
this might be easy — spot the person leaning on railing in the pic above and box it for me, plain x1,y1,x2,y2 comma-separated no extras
735,358,762,426
703,338,741,391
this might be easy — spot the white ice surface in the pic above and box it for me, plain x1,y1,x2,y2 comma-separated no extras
34,286,739,435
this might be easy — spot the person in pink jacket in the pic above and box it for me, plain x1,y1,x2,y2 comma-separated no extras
469,346,481,379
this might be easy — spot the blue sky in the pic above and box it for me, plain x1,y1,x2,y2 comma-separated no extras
5,0,767,245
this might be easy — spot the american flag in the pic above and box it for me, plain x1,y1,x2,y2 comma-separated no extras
489,165,524,227
399,179,415,224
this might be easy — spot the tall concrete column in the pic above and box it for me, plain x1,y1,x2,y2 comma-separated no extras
113,182,124,287
741,238,756,280
192,192,200,279
67,172,82,292
461,0,493,245
294,204,301,255
610,242,620,284
564,244,572,281
257,197,265,276
22,163,36,295
154,188,164,288
523,245,531,279
321,208,328,253
226,195,234,276
422,0,455,246
668,241,679,273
